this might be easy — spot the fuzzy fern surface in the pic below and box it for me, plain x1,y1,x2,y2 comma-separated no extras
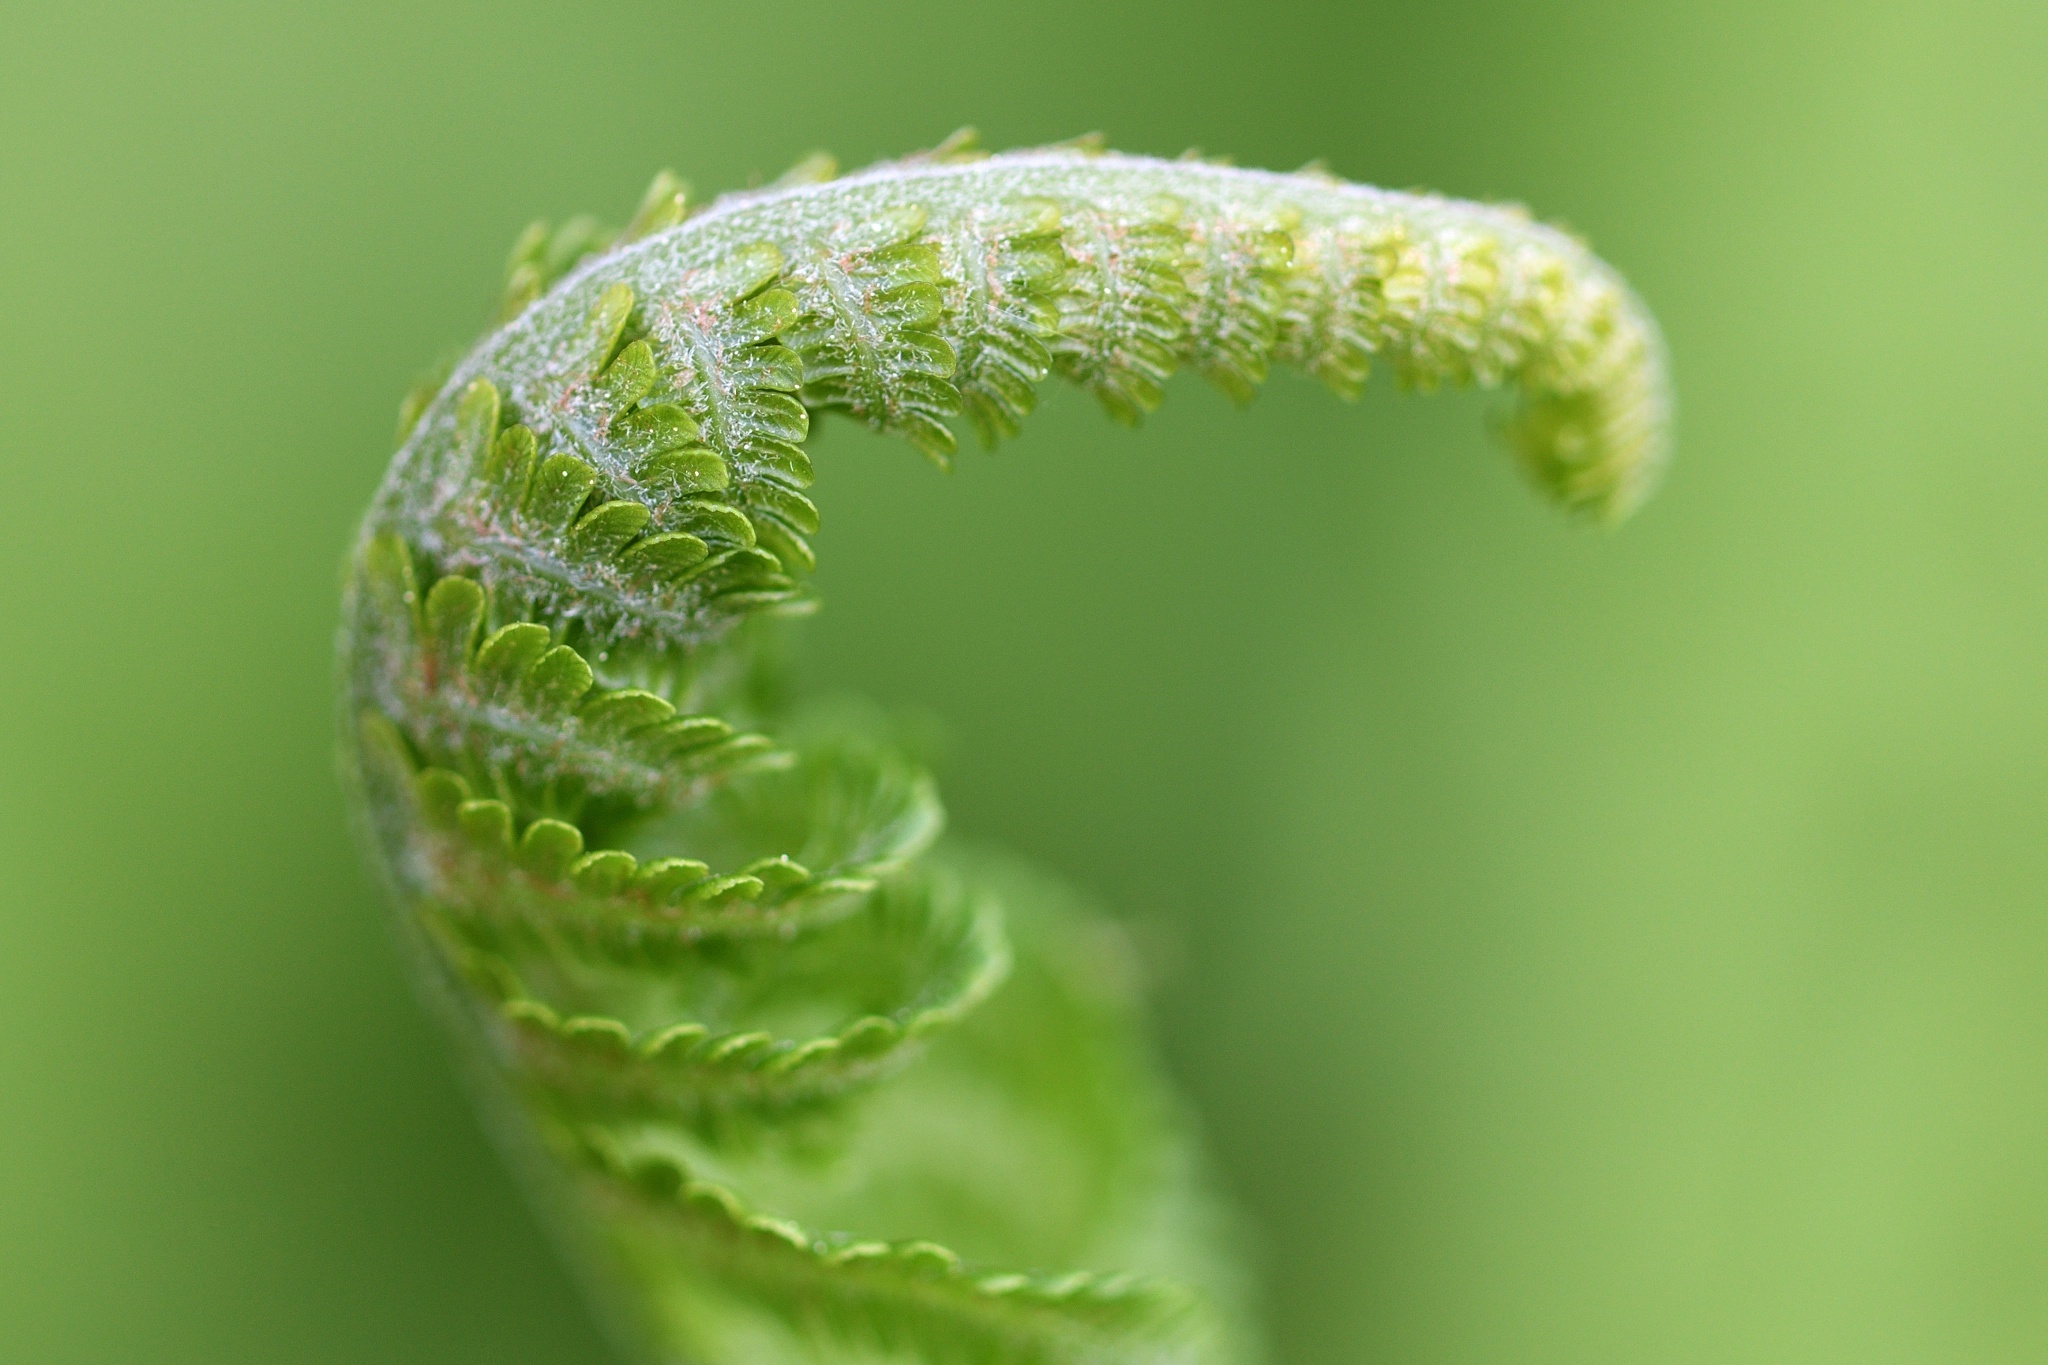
339,132,1668,1365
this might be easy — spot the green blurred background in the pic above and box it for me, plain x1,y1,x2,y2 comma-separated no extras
3,2,2043,1360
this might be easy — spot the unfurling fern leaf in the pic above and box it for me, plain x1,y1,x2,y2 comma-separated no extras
340,131,1668,1365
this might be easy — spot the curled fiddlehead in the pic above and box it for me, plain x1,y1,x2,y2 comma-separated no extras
340,132,1668,1365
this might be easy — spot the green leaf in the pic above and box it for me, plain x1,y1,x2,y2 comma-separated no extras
414,768,470,829
571,849,638,895
518,818,585,880
633,447,730,496
773,150,838,186
732,288,798,343
361,531,420,640
454,377,500,465
423,575,485,676
567,499,652,560
545,216,610,277
669,500,756,548
481,424,537,505
635,858,712,900
748,392,809,444
498,263,542,323
474,622,553,690
354,709,415,788
744,437,814,488
747,482,819,535
727,343,805,392
689,873,765,907
456,798,513,854
673,732,777,776
579,688,675,738
690,547,786,595
716,242,784,301
558,1015,634,1054
524,645,594,713
598,339,658,410
738,855,810,892
750,515,815,575
640,715,732,759
623,169,690,242
525,454,599,529
619,531,710,580
612,403,701,459
587,282,635,369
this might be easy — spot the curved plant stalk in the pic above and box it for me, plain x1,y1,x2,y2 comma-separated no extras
340,132,1668,1365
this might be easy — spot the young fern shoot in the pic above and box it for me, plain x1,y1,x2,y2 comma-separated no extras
341,132,1668,1365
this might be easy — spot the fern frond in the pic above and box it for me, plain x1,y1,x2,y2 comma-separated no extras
783,203,964,464
342,139,1668,1365
582,1142,1201,1365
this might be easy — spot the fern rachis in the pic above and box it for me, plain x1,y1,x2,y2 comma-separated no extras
340,133,1668,1365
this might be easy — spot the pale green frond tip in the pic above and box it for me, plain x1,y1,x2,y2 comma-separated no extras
339,135,1667,1365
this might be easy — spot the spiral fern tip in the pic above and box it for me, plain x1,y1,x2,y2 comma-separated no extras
343,135,1669,1365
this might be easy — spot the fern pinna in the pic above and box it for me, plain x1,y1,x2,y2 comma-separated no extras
340,132,1668,1365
